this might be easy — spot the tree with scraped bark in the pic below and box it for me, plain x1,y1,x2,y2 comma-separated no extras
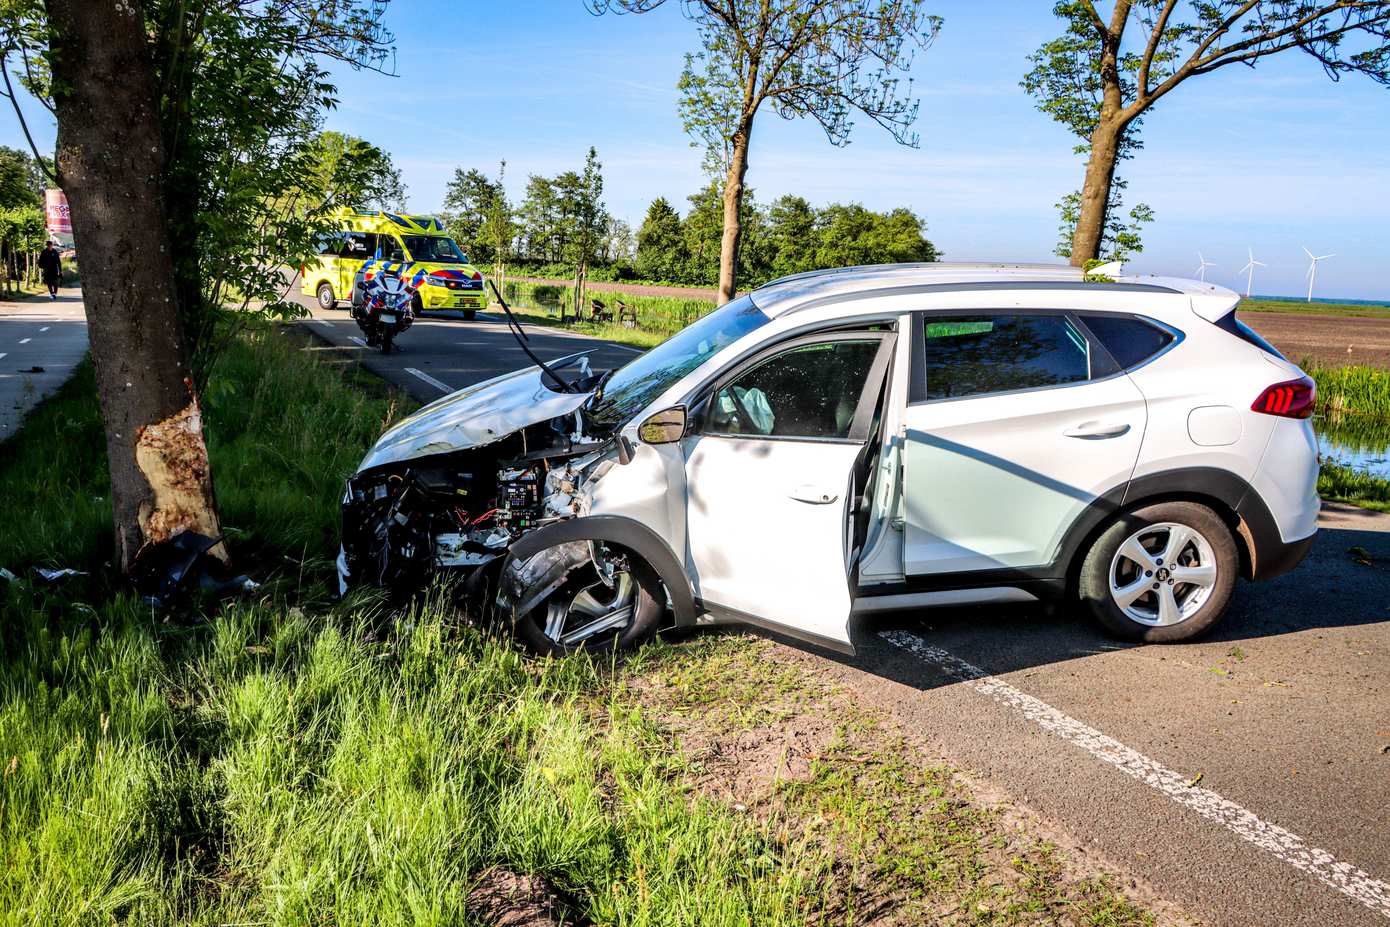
1024,1,1390,267
1,0,393,573
587,0,941,305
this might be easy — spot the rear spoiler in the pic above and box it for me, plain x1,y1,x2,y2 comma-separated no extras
1191,291,1240,323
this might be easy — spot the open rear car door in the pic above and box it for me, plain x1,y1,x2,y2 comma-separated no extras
680,330,896,653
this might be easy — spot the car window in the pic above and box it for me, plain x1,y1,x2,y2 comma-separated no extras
403,235,468,264
584,294,771,431
707,339,880,439
341,232,379,259
317,232,344,257
1081,314,1175,369
920,314,1108,401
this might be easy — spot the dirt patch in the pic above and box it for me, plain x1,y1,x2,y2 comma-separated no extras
626,634,1193,926
466,867,581,927
1243,312,1390,367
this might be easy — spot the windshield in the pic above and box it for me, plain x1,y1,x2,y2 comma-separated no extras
584,294,771,432
403,235,468,264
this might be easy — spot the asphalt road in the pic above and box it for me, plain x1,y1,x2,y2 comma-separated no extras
293,294,644,401
0,289,88,442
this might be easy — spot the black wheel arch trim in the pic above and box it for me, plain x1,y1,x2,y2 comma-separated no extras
507,514,697,627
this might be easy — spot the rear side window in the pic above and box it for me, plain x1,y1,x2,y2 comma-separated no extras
1215,311,1285,359
919,314,1114,401
1081,314,1176,369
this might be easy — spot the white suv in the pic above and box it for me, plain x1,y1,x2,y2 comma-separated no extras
338,264,1319,654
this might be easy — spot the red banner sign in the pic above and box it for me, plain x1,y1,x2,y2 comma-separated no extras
44,188,72,243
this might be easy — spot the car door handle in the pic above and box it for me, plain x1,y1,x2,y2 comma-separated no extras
789,485,838,504
1064,421,1131,439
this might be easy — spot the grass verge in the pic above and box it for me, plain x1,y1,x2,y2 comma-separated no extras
1307,363,1390,424
1,323,1163,924
1318,461,1390,513
623,635,1159,925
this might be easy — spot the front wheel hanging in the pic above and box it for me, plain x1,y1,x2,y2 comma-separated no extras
511,543,665,656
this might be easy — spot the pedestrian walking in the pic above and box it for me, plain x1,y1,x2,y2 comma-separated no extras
38,241,62,299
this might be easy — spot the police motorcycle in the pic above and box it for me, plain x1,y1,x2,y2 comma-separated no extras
351,256,426,355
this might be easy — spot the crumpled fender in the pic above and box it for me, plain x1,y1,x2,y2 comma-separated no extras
503,514,697,627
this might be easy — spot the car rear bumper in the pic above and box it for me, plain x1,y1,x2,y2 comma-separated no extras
1249,527,1316,581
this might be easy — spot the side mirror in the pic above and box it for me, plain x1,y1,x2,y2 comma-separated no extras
637,407,687,445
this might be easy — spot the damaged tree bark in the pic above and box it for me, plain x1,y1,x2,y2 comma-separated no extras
45,0,226,571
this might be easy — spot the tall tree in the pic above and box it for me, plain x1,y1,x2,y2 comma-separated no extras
589,0,941,304
766,194,817,278
303,131,406,211
0,146,39,208
442,166,504,260
42,0,226,569
635,196,684,281
1024,1,1390,266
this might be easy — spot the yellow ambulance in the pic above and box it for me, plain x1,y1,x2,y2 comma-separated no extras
301,210,487,320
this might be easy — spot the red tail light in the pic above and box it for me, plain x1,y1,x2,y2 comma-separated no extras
1251,376,1316,419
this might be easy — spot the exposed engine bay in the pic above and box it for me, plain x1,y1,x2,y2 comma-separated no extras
339,405,634,635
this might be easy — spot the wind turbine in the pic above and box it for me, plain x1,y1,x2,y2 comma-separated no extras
1195,251,1216,282
1303,247,1335,302
1238,247,1266,298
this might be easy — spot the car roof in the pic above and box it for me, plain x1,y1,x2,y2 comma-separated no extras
749,262,1239,319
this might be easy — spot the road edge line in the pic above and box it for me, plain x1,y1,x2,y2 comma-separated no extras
881,630,1390,920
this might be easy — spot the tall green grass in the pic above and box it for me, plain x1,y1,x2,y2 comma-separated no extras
1307,362,1390,424
0,324,831,925
1319,461,1390,512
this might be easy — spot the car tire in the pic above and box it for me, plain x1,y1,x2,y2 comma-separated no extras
461,309,477,322
316,283,336,310
513,545,665,657
411,293,423,317
1078,501,1238,643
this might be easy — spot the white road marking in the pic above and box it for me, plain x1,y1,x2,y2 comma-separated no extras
0,353,6,360
881,630,1390,919
312,319,335,328
18,338,31,344
404,367,453,393
349,336,369,349
39,326,50,332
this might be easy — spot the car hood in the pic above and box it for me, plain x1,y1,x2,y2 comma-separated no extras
357,357,594,472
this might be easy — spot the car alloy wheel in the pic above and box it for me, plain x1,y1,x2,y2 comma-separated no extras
317,283,335,310
1107,522,1218,626
542,571,636,647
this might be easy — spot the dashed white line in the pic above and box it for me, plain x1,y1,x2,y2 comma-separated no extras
38,326,50,332
348,336,369,349
17,338,31,344
404,367,453,393
881,630,1390,920
0,353,6,361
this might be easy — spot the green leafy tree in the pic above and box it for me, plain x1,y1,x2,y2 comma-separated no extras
303,131,406,211
1,0,394,572
442,166,504,260
635,197,685,282
588,0,941,304
0,145,39,208
766,195,817,278
1024,1,1390,266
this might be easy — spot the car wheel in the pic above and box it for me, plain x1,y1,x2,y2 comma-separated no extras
316,283,336,310
1078,501,1238,643
411,293,423,317
513,545,664,657
461,309,477,322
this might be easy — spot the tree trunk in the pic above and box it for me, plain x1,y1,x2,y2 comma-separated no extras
46,0,226,571
717,122,753,306
1070,118,1123,266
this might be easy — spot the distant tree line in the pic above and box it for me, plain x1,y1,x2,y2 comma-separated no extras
440,155,937,291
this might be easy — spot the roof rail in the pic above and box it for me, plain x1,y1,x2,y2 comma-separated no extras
755,261,1081,291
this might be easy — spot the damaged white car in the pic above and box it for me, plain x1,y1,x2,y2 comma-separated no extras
339,263,1319,654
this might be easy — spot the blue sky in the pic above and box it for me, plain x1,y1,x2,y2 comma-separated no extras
5,0,1388,299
